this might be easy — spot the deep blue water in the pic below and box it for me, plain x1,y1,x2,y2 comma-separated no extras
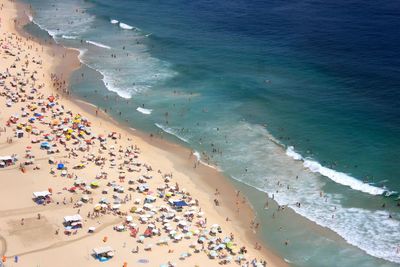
24,0,400,266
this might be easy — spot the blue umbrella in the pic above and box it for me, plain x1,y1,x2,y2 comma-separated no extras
40,142,50,149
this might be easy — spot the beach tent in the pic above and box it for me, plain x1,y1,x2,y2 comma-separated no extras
0,156,15,167
64,214,83,229
32,191,51,204
16,130,24,138
173,200,188,208
33,191,51,199
92,246,114,255
64,214,82,223
93,246,114,261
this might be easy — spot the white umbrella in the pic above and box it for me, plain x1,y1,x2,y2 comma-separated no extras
174,234,183,240
178,220,187,226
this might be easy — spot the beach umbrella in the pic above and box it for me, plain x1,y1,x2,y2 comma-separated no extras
198,236,207,243
180,252,189,259
223,237,231,243
218,244,226,249
209,250,218,258
138,235,145,242
178,220,187,227
174,234,183,240
169,230,177,236
185,232,193,238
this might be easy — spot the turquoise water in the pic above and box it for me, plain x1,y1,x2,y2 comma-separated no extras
23,0,400,266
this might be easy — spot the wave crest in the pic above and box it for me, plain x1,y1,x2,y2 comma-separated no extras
286,146,386,195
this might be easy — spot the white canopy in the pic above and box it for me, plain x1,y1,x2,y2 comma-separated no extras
33,191,51,198
64,214,82,223
92,246,113,255
0,156,13,161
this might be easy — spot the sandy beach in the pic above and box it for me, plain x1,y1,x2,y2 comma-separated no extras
0,0,287,266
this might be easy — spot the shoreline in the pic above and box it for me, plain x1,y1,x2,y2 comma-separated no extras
0,0,287,266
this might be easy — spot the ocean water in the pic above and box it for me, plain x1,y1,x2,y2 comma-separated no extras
22,0,400,266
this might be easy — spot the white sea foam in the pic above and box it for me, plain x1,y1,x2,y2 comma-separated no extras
28,0,95,40
303,159,385,195
100,70,134,99
155,123,188,143
75,48,87,60
62,35,78,40
216,121,400,263
86,40,111,49
119,22,134,30
285,146,386,195
136,107,152,115
110,19,119,24
285,146,302,160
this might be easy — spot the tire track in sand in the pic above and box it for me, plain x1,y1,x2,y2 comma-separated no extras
7,217,122,257
0,234,7,256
